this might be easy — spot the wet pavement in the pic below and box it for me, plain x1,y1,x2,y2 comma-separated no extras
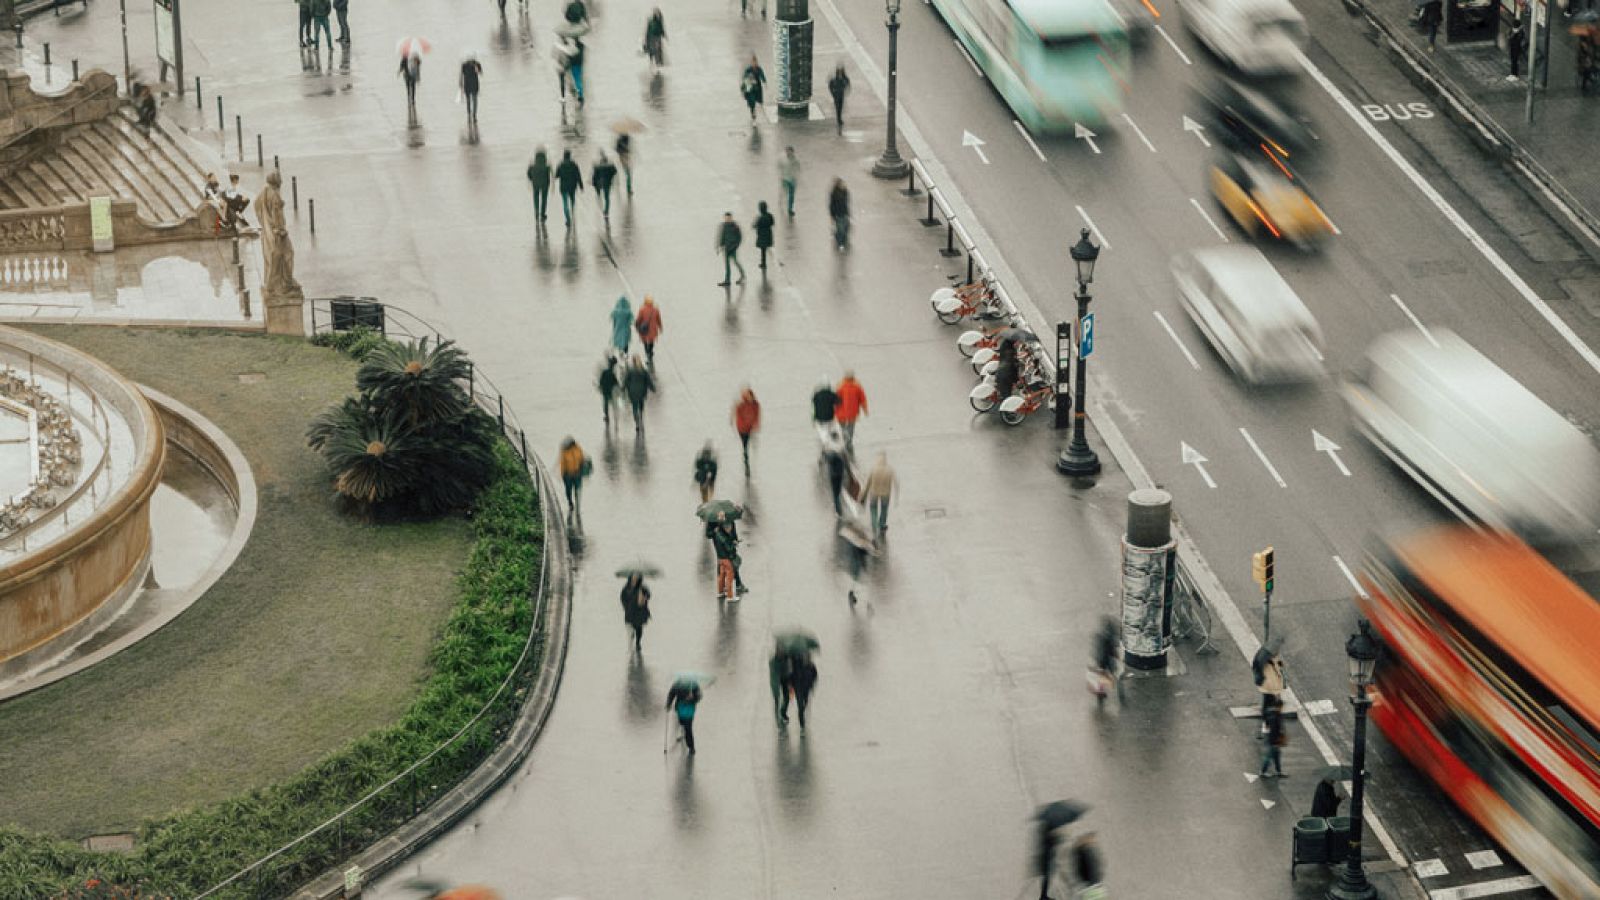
9,0,1432,897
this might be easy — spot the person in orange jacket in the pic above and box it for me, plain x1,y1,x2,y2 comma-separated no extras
834,371,868,450
557,436,590,517
733,386,761,474
635,294,664,365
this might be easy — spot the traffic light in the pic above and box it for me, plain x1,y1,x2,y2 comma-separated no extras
1252,547,1275,594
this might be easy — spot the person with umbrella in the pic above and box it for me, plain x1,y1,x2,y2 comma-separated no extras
710,515,740,600
769,630,819,728
459,53,483,123
614,129,636,195
592,151,618,218
1071,832,1105,900
665,676,704,754
1253,636,1286,716
694,442,719,503
741,55,767,122
596,352,620,427
609,295,633,355
619,571,653,652
527,146,552,222
556,148,583,226
634,294,663,366
733,386,760,474
1033,801,1089,900
623,354,655,434
399,49,424,113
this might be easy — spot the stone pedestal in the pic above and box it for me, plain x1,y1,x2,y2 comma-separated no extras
264,287,304,336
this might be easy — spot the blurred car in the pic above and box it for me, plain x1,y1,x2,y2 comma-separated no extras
1343,329,1600,544
1196,76,1317,163
1209,150,1333,246
1105,0,1158,45
1180,0,1307,73
1171,245,1324,384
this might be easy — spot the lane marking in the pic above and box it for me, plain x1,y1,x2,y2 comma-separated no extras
1414,859,1450,879
1154,23,1193,65
954,39,983,78
1182,114,1211,148
961,130,990,165
1012,119,1046,162
1121,113,1158,153
1312,429,1351,477
1332,554,1369,599
1153,310,1201,370
1189,197,1230,242
1296,48,1600,379
1464,850,1503,870
1181,441,1216,488
1302,698,1338,716
1074,122,1101,154
1075,205,1111,248
1427,876,1543,899
1238,427,1286,487
1390,293,1440,348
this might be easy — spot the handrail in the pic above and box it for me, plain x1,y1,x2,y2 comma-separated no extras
0,350,113,550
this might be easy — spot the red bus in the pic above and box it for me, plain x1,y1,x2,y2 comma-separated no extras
1358,527,1600,898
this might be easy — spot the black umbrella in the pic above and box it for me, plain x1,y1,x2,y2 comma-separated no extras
615,561,663,579
1036,799,1089,829
1318,764,1353,782
998,327,1039,345
696,499,744,522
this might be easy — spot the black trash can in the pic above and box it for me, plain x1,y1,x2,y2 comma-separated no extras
1292,817,1328,879
1325,815,1353,862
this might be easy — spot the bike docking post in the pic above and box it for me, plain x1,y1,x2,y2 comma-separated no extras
1121,489,1177,674
903,158,926,198
936,193,961,256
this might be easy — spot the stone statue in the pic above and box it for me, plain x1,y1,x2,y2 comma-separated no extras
257,171,303,303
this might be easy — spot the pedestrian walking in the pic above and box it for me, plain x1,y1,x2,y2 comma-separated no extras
643,8,666,67
811,379,839,450
1419,0,1443,50
822,425,848,515
1509,16,1527,80
665,680,703,754
297,0,313,47
1090,616,1121,708
716,212,746,286
1071,834,1106,900
309,0,334,47
733,387,760,474
1311,776,1343,818
710,517,740,600
769,650,794,725
399,51,422,111
863,452,895,534
1253,638,1286,716
620,573,652,652
459,55,483,122
333,0,350,43
592,151,618,217
634,295,663,365
527,147,552,222
597,353,620,426
828,64,850,133
828,178,851,250
623,355,656,434
788,654,817,731
556,148,584,226
694,442,719,502
557,436,590,515
615,133,634,195
840,512,874,607
834,370,867,449
1259,694,1287,778
779,146,799,217
741,56,767,122
1034,821,1063,900
568,37,586,105
609,295,633,355
754,201,776,270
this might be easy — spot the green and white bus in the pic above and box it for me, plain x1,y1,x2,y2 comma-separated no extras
929,0,1131,132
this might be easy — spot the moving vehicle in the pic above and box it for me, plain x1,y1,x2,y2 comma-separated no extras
1180,0,1307,74
1171,245,1323,383
1343,329,1600,544
1359,528,1600,899
1195,76,1317,163
928,0,1130,131
1210,150,1333,245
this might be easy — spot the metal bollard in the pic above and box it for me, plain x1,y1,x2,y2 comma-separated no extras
14,22,23,49
273,155,279,174
42,42,49,65
940,222,960,258
231,236,240,264
966,252,975,284
901,166,920,198
235,116,243,163
921,192,938,227
71,60,78,81
309,198,315,234
291,176,299,212
216,95,223,131
256,134,263,167
195,76,202,109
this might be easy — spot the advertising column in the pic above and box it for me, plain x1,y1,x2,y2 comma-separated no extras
774,0,813,119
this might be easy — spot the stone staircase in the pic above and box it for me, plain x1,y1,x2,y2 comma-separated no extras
0,106,210,227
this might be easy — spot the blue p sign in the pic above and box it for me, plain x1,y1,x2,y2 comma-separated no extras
1079,313,1095,359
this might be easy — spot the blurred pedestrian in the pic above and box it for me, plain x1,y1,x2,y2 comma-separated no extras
558,436,590,515
779,146,799,217
459,55,483,122
754,201,775,270
1311,776,1342,818
623,355,656,434
716,212,746,286
769,650,794,725
310,0,333,47
556,148,583,225
665,680,703,754
828,64,850,133
829,178,851,250
597,353,620,426
592,151,618,217
566,37,587,105
733,387,760,473
1091,616,1121,707
1259,694,1286,777
1509,16,1527,80
811,379,838,451
1419,0,1442,50
609,296,633,354
863,453,895,534
995,337,1021,400
620,573,651,652
741,55,767,122
634,295,663,365
1254,638,1286,716
822,424,848,515
1071,833,1105,900
1034,821,1062,900
789,654,817,731
841,514,873,607
643,8,666,67
297,0,313,47
710,517,740,600
399,51,422,111
834,371,867,449
527,147,552,222
333,0,350,43
615,132,634,195
694,442,719,502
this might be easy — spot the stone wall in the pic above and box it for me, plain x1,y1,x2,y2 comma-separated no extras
0,68,120,153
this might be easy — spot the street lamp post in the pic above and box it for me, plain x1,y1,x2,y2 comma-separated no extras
1330,620,1381,900
871,0,910,180
1057,229,1102,477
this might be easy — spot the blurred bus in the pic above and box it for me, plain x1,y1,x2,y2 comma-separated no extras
1359,527,1600,898
929,0,1130,132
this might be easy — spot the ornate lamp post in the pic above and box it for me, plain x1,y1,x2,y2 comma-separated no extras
871,0,910,180
1056,229,1101,477
1330,620,1381,900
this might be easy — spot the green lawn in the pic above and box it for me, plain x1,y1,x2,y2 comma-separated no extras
0,327,472,839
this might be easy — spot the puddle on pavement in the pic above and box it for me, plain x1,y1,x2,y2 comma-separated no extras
0,241,261,323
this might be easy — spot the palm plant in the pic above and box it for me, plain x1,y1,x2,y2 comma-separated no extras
355,338,472,428
309,402,418,507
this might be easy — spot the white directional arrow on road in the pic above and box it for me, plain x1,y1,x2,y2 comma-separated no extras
1181,441,1217,488
1074,122,1101,155
1182,115,1211,148
961,130,990,165
1313,429,1352,477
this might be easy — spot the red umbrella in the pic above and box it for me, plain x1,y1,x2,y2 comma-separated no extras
396,36,432,57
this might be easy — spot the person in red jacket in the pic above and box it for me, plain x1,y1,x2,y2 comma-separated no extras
733,387,761,474
634,295,664,366
834,371,868,450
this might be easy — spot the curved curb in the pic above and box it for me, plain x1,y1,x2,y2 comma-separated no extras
291,455,573,900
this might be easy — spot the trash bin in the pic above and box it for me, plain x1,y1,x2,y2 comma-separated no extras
1325,815,1353,862
1291,817,1328,879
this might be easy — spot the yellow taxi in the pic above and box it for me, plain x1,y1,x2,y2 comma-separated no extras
1209,150,1334,246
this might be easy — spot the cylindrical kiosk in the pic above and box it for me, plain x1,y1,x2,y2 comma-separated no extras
1121,488,1175,670
774,0,814,120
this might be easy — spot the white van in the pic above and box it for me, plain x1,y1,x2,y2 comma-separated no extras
1344,329,1600,544
1171,246,1323,384
1181,0,1308,74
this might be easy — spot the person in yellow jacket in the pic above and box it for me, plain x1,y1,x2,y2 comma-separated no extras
558,436,591,516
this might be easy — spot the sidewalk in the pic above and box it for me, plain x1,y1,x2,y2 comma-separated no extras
9,0,1420,896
